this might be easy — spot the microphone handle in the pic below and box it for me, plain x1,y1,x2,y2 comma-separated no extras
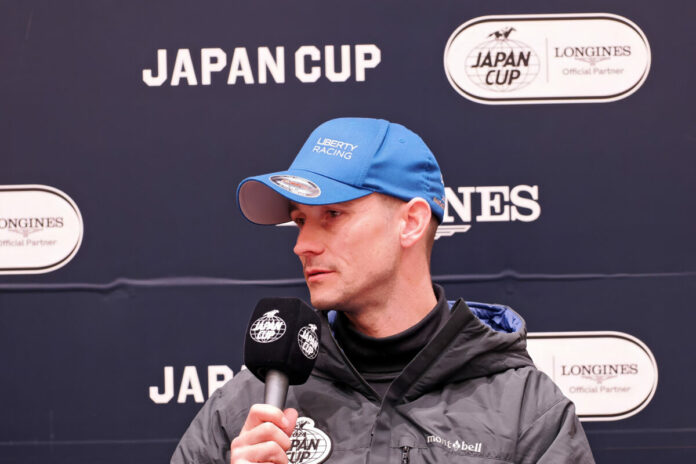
264,369,289,409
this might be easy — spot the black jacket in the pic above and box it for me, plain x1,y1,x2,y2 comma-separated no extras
172,292,595,463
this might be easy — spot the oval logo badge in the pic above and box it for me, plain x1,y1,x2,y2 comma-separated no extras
444,13,651,104
0,185,83,274
270,175,321,198
527,331,658,421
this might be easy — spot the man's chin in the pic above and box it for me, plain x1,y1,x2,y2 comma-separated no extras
308,289,341,311
309,296,336,311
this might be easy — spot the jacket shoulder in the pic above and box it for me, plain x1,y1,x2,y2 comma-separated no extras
511,367,595,463
512,366,569,423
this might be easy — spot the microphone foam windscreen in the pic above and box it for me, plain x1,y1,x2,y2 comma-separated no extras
244,297,322,385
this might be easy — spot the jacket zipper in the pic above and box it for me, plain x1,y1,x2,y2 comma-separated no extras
401,446,411,464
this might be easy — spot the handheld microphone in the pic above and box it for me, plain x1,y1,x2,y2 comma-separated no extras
244,298,321,409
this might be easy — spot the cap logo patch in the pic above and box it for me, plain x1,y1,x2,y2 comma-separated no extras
311,137,357,160
270,175,321,198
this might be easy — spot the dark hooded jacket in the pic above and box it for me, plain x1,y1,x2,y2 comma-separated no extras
171,293,595,463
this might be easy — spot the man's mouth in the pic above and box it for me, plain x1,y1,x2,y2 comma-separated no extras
305,268,333,282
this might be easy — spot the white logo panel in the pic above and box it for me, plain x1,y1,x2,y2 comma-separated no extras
528,331,658,421
0,185,83,274
445,13,651,104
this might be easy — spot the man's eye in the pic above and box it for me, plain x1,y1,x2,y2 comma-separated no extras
328,210,341,217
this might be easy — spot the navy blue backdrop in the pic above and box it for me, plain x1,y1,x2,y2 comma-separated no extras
1,1,694,462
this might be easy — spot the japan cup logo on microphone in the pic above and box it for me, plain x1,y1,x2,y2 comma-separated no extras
298,324,319,359
244,298,321,387
249,310,287,343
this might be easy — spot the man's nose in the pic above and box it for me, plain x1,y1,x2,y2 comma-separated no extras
293,223,324,257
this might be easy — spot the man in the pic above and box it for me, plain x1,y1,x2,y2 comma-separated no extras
172,117,595,463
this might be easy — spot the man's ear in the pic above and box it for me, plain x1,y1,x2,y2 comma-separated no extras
399,198,432,249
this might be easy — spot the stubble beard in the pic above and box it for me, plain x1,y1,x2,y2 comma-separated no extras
307,282,348,312
307,265,394,315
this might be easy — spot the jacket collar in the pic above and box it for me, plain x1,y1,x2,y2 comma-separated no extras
313,287,534,404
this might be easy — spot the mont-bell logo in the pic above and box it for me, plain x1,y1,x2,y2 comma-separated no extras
466,27,540,91
426,434,483,454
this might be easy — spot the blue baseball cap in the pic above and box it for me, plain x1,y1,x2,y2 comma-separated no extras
236,117,446,225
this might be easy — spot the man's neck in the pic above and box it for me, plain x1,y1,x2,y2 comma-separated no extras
342,273,437,338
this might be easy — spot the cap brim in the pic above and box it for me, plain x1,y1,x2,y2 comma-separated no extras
237,169,371,225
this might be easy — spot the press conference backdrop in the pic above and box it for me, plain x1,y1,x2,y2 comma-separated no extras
0,1,694,462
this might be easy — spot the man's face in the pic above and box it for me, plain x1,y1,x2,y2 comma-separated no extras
290,193,402,313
